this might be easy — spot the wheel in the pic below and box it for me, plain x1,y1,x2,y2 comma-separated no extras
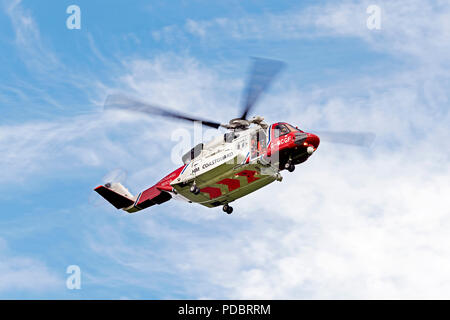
284,162,291,170
190,185,200,194
222,204,233,214
288,164,295,172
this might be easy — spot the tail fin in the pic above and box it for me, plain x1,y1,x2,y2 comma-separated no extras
94,182,173,213
94,182,136,210
95,166,183,213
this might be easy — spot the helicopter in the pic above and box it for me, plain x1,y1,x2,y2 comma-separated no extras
95,58,374,214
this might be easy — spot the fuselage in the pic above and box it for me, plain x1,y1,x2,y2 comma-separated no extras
153,122,320,208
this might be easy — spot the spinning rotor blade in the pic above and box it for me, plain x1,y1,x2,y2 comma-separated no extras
104,94,223,129
240,57,285,120
102,168,127,184
314,131,376,147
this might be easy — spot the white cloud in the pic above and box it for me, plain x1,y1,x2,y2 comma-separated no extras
0,238,60,294
0,54,242,189
4,0,60,74
0,109,175,187
81,0,450,298
83,49,449,298
1,0,449,299
117,55,241,119
86,140,449,298
155,0,450,65
310,0,450,64
2,40,448,299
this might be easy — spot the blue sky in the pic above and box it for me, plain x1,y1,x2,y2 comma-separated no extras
0,0,449,299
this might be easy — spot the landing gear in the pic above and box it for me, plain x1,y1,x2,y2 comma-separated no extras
190,184,200,195
222,204,233,214
284,161,295,172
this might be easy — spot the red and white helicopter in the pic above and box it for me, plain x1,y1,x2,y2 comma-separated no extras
95,58,374,214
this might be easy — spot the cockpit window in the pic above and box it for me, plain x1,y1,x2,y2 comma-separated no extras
273,123,290,138
284,123,298,132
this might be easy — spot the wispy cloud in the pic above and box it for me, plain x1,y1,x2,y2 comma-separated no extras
0,54,243,188
81,0,450,299
4,0,60,74
0,237,61,295
154,0,450,65
1,0,449,299
82,48,449,298
1,0,111,118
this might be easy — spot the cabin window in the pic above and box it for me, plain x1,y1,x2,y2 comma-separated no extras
250,129,267,159
181,143,203,164
237,139,247,150
224,132,237,143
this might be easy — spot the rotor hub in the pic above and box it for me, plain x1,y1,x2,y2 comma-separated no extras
226,116,267,130
228,118,250,129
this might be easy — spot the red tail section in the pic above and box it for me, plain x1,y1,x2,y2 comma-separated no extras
94,165,186,213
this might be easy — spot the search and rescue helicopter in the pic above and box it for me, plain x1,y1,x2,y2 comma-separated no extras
95,58,374,214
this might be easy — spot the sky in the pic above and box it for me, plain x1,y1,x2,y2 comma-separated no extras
0,0,449,299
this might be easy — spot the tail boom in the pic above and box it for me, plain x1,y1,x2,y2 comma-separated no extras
94,165,185,213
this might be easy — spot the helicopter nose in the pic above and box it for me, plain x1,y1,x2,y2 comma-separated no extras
306,133,320,148
305,133,320,154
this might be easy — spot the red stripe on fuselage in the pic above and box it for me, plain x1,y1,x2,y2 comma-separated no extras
235,170,259,183
200,187,222,200
217,178,240,192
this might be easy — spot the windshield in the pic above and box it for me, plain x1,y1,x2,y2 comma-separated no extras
273,123,292,138
284,123,298,132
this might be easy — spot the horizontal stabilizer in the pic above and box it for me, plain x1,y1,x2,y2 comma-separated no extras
94,168,179,213
94,183,135,209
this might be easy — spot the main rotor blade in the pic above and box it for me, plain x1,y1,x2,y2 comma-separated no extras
313,131,376,147
240,57,286,120
104,94,223,129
